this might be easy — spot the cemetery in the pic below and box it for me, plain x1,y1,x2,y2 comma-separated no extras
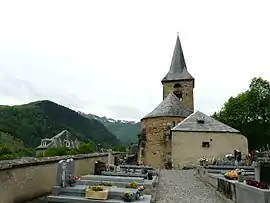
46,158,159,203
196,150,270,203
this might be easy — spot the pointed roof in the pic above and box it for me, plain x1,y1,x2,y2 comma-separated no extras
142,92,193,120
162,35,194,83
171,111,239,133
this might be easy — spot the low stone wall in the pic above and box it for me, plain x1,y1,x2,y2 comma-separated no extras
197,166,270,203
236,182,270,203
0,152,118,203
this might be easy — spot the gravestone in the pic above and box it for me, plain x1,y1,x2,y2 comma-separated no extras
56,160,69,188
255,161,270,185
67,158,75,176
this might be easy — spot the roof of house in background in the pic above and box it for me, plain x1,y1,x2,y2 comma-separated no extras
171,111,239,133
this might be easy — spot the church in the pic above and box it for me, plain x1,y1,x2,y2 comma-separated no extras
137,35,248,169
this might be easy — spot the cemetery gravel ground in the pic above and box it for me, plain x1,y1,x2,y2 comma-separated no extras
155,170,226,203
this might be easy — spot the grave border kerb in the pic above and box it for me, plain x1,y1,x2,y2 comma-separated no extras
0,152,122,171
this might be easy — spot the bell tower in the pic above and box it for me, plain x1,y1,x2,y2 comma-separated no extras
161,34,195,110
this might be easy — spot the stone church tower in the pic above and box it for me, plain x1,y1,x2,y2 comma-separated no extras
162,35,195,110
137,35,194,168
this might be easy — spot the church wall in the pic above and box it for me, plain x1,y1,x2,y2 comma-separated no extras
138,116,184,168
162,80,194,110
171,131,248,169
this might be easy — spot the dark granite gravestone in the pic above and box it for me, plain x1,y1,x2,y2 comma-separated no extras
257,161,270,185
67,159,75,176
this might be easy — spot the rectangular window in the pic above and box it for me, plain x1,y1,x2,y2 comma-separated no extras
202,141,210,148
197,119,205,124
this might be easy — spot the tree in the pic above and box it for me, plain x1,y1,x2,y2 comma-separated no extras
0,144,15,160
212,77,270,150
76,141,95,154
43,147,69,157
113,146,126,152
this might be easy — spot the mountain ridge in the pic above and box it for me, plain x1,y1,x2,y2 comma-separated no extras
0,100,121,148
79,112,140,146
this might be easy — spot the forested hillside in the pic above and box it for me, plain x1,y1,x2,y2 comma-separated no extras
0,100,121,148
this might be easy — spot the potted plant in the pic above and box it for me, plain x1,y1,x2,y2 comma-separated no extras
99,182,116,189
66,175,80,187
126,181,138,189
85,186,108,200
122,192,135,202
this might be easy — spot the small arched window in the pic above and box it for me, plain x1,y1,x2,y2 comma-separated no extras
173,83,181,88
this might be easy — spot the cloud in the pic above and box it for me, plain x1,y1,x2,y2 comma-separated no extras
108,105,145,120
0,0,270,121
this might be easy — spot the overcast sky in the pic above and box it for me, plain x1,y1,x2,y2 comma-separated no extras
1,0,270,121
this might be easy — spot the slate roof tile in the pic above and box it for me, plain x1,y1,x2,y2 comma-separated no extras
162,35,194,83
142,92,193,119
171,111,239,133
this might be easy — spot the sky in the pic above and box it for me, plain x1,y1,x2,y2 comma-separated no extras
0,0,270,121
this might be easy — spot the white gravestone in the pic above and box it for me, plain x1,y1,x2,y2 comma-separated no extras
56,160,68,188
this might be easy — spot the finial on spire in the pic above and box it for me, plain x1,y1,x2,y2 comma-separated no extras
177,32,179,35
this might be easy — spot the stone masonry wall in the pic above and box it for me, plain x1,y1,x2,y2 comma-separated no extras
162,80,194,110
139,117,184,168
0,153,119,203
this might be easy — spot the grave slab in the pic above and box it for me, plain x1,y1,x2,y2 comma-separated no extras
80,175,144,183
76,178,157,195
47,194,152,203
101,171,147,178
119,165,153,170
52,185,139,200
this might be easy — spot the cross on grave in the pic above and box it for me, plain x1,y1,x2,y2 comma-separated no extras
56,160,69,188
66,158,75,177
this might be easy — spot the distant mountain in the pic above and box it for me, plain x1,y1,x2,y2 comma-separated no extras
0,101,121,148
79,113,140,146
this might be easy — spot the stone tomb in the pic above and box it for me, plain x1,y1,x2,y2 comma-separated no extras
49,162,153,203
101,171,147,178
80,175,145,183
48,183,152,203
51,185,138,199
47,195,152,203
119,165,153,170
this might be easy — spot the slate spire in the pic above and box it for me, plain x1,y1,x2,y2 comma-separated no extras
161,34,194,83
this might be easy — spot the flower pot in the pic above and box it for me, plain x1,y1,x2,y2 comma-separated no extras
85,189,108,200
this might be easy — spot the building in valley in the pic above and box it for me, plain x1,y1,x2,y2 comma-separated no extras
35,130,80,156
137,34,248,168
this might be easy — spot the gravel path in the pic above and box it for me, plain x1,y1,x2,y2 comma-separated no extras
155,170,226,203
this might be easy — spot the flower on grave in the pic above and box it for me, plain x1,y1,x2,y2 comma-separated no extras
68,175,80,181
137,185,145,191
246,179,269,189
126,181,138,189
122,192,134,202
198,157,208,162
87,186,104,191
